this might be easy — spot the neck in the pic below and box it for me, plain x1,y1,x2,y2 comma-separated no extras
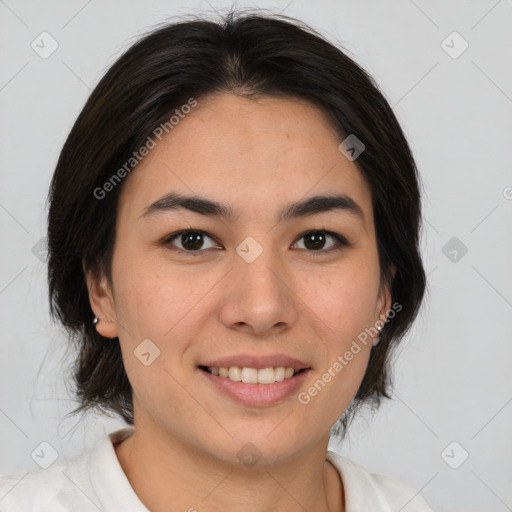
114,425,344,512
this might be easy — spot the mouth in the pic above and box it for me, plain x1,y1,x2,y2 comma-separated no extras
198,365,308,385
197,362,311,407
196,354,312,406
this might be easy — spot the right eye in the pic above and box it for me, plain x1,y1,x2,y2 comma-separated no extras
164,230,222,253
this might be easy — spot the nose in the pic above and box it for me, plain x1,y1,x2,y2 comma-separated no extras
218,240,299,337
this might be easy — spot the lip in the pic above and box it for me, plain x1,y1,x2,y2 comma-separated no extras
199,353,310,371
198,366,311,407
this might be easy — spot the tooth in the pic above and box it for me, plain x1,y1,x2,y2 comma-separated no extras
274,367,285,381
212,366,299,383
241,367,258,384
284,367,294,379
257,367,276,384
228,366,242,381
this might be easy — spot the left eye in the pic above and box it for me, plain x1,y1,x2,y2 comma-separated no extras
293,231,347,252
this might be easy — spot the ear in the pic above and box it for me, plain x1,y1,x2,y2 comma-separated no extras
376,264,396,324
82,259,119,339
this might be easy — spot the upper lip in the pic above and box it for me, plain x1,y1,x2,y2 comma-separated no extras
199,354,310,370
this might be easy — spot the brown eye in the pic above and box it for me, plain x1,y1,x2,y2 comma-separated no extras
293,231,348,252
165,230,219,252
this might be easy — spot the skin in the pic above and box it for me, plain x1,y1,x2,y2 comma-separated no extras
85,93,394,512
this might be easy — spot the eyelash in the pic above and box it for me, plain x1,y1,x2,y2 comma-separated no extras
163,229,351,256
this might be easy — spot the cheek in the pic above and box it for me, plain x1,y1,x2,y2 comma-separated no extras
111,245,188,332
300,258,381,338
113,264,192,415
296,258,379,408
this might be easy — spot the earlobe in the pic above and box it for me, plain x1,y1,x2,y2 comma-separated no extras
82,259,119,339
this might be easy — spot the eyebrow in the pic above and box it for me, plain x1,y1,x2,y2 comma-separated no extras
141,191,365,224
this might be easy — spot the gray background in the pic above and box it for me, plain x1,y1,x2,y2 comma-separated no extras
1,0,511,510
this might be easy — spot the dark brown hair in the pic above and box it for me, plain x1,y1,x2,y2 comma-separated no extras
47,9,426,440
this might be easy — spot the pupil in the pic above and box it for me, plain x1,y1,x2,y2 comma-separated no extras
182,232,203,250
304,232,325,250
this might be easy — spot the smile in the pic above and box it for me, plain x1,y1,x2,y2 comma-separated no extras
199,365,305,385
197,365,311,407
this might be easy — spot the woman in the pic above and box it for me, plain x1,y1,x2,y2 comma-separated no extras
0,10,431,511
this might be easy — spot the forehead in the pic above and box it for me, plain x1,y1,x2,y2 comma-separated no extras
118,93,374,230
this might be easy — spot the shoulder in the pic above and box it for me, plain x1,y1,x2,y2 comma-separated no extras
0,427,140,512
326,450,433,512
0,446,101,511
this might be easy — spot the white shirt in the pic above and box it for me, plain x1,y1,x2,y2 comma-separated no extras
0,427,432,511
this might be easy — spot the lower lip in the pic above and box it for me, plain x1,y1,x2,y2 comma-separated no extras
198,368,310,407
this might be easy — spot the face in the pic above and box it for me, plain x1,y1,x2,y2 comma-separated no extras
87,93,392,465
